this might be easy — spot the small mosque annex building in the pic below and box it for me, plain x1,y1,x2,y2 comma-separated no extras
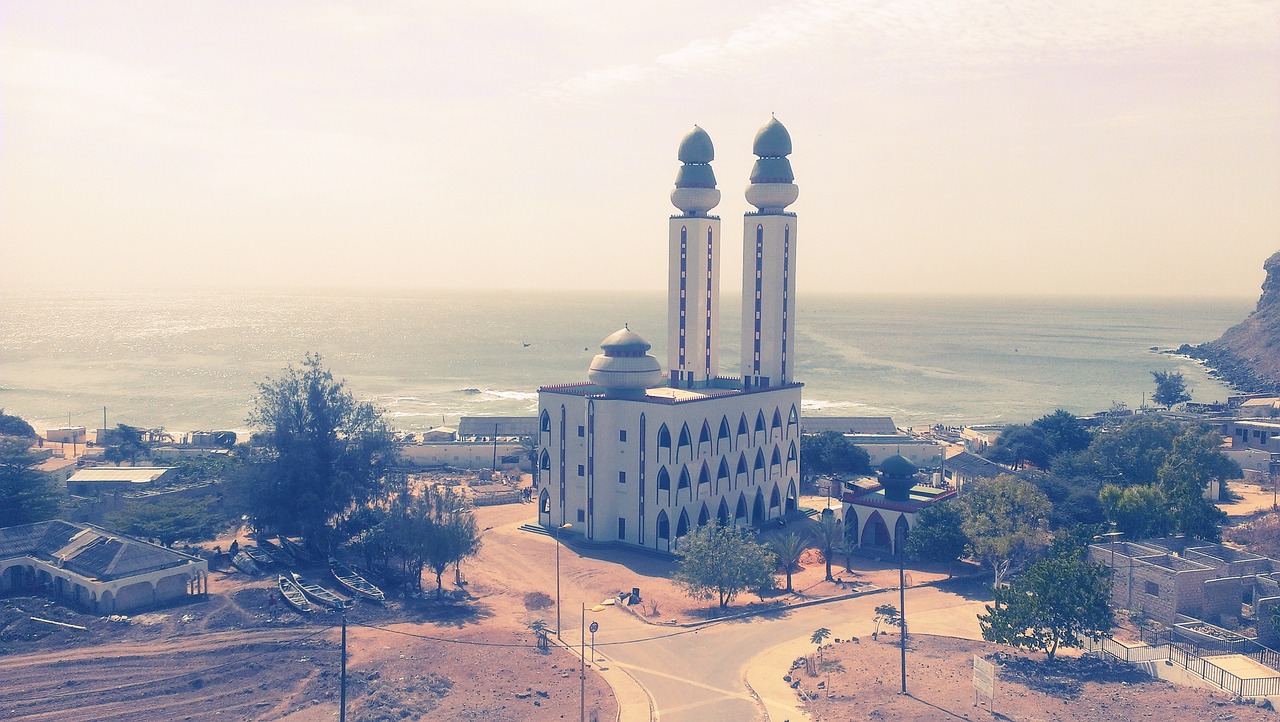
536,119,803,552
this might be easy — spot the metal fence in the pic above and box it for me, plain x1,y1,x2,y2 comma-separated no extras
1089,633,1280,700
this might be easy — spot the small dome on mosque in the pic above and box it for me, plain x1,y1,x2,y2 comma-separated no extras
878,455,918,479
599,325,652,355
749,157,794,184
677,126,715,164
752,117,792,158
675,164,717,189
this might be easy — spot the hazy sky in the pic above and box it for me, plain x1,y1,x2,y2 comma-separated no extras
2,1,1277,297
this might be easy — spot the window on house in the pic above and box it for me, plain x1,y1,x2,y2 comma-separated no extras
1144,581,1160,596
618,471,626,484
577,509,585,522
619,430,627,442
578,425,585,437
577,464,585,476
617,518,626,540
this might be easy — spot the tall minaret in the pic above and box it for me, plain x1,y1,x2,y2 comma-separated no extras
668,126,722,389
741,117,798,388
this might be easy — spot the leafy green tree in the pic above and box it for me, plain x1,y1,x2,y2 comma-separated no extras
978,546,1114,660
1151,370,1191,410
0,438,62,526
106,495,222,546
985,424,1052,469
904,502,969,569
672,525,777,608
960,474,1052,599
1031,410,1093,457
1099,483,1172,539
103,424,149,465
811,627,831,663
800,431,872,484
873,603,902,638
242,353,397,552
770,532,808,592
811,515,846,581
0,411,36,438
420,486,482,599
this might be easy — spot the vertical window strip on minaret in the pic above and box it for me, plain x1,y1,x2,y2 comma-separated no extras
558,405,567,525
587,401,595,539
679,227,688,369
639,413,646,544
782,225,790,381
753,226,764,375
704,227,714,378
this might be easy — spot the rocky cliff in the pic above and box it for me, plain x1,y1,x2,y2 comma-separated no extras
1180,251,1280,393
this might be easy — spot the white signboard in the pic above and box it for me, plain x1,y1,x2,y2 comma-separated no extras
973,655,996,705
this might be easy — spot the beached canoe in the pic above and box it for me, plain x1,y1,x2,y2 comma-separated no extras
278,574,312,613
232,551,261,576
257,538,295,566
329,559,385,603
243,545,273,567
279,536,315,564
291,572,351,610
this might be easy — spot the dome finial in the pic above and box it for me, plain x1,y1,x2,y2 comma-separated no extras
672,125,720,216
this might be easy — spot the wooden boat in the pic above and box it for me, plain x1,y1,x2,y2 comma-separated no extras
278,574,312,613
329,559,385,603
257,538,295,566
278,536,315,564
291,572,351,610
243,545,273,567
232,551,261,576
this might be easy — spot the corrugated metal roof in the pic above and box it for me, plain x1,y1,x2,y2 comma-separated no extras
800,416,898,434
457,417,539,438
67,467,174,483
0,520,199,581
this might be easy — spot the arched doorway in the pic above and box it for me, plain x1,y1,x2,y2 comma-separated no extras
861,511,891,552
538,489,551,526
894,516,910,555
752,489,766,525
656,510,671,552
844,508,860,546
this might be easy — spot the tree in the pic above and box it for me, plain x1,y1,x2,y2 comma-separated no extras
420,486,482,599
0,437,62,526
800,431,872,485
103,424,148,466
1030,410,1093,457
0,411,36,438
1151,370,1191,410
811,515,846,581
1099,483,1172,539
770,532,808,593
978,547,1114,661
985,424,1052,470
106,495,222,546
810,627,831,663
960,474,1052,599
243,353,397,552
672,525,777,608
904,502,969,569
873,603,901,639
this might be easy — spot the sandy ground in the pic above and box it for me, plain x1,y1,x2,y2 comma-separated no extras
1223,480,1280,519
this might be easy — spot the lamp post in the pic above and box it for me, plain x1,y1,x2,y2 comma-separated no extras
898,526,907,696
580,602,587,722
555,522,572,641
1093,530,1123,569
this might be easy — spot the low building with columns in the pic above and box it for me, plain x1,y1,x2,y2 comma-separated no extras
842,455,955,555
0,519,208,613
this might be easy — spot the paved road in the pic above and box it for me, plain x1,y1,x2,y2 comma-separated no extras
565,585,986,721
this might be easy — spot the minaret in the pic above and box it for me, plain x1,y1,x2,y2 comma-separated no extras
741,117,798,388
668,126,722,389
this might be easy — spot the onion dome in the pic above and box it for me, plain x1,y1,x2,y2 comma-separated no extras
745,116,798,213
671,125,721,216
588,325,662,398
877,455,918,502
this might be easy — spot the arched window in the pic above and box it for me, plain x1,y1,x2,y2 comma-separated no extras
754,411,767,442
717,498,730,526
785,480,798,513
539,488,551,515
539,449,551,471
735,493,748,523
657,424,672,462
677,423,693,462
769,483,781,509
716,459,730,491
787,405,799,435
539,410,551,433
698,503,710,527
861,511,891,550
770,446,782,477
697,463,710,488
894,516,911,555
753,449,766,483
717,417,732,453
786,441,798,473
736,453,749,483
657,511,670,540
676,510,690,538
657,467,671,492
678,467,691,491
844,507,860,543
737,414,750,443
698,421,712,456
771,408,783,440
753,489,766,523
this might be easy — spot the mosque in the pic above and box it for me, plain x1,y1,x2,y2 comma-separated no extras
535,118,803,552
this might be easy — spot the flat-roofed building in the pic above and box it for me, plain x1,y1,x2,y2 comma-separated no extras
66,467,175,495
800,416,897,435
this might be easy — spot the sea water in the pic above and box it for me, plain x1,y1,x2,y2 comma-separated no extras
0,290,1253,434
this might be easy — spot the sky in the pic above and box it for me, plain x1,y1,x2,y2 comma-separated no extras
2,1,1278,297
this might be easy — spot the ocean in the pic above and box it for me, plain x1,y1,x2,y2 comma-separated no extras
0,290,1253,436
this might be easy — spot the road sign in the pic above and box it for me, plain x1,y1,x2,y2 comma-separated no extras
589,621,599,633
973,655,996,707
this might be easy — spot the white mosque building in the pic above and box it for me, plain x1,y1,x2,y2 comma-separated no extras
535,118,803,552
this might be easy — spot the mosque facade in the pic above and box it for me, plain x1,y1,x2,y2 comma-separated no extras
535,119,803,552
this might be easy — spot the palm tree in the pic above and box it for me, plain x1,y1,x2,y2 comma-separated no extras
811,627,832,664
770,532,808,593
811,516,846,581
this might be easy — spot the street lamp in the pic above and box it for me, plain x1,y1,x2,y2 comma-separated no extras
1093,530,1123,569
555,522,572,641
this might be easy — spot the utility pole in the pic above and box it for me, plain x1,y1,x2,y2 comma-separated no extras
899,529,907,695
340,612,347,722
492,422,498,471
580,603,586,722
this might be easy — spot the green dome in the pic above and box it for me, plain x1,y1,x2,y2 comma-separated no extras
752,117,792,158
675,164,717,189
600,326,652,355
878,455,917,479
749,157,794,184
677,126,714,164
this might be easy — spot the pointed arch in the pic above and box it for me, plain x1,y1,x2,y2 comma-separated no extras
785,479,798,513
735,493,749,524
716,458,730,493
736,453,749,487
656,510,671,550
698,462,711,487
539,409,551,433
753,448,766,483
770,446,783,478
657,424,672,463
676,509,691,539
787,404,799,436
769,482,781,510
786,441,798,474
717,498,730,526
894,516,911,555
717,416,732,454
698,421,713,456
861,511,891,551
771,407,783,441
677,467,691,500
698,503,710,527
657,467,671,492
737,413,750,444
676,423,693,463
844,507,860,544
538,488,551,525
539,449,551,471
754,410,767,445
752,488,767,524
